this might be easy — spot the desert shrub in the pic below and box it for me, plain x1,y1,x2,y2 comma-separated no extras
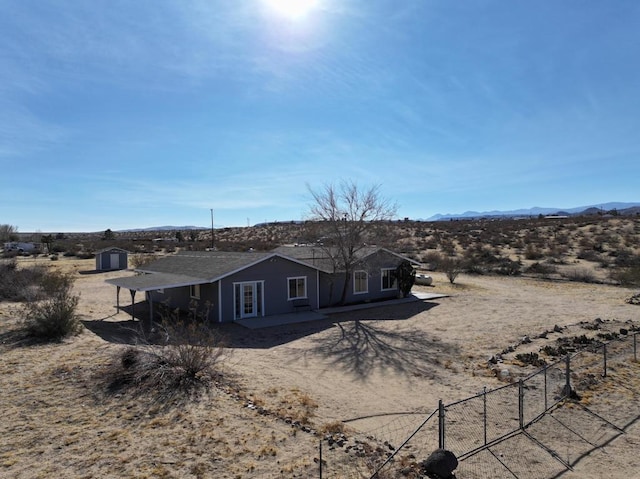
524,244,544,260
441,257,462,284
576,249,601,262
105,318,226,402
130,253,157,269
21,273,81,341
561,268,597,283
610,266,640,287
494,258,522,276
0,261,48,301
422,251,444,270
463,259,485,275
526,262,558,276
613,250,640,268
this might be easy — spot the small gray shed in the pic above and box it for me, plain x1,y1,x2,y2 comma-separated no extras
95,247,129,271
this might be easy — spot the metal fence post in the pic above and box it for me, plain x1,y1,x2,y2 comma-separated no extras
518,380,524,429
319,438,322,479
603,343,608,378
438,399,445,450
544,363,548,411
483,387,487,446
634,333,637,362
565,355,571,398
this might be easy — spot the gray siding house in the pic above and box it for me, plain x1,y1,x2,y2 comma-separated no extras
95,247,129,271
106,247,418,324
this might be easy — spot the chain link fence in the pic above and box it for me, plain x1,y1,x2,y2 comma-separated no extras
337,331,640,479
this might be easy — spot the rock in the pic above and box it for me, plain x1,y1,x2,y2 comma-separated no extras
420,449,458,478
620,328,628,335
553,324,563,333
521,335,532,344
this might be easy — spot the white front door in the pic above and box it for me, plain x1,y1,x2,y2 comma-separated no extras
234,281,264,320
110,253,119,269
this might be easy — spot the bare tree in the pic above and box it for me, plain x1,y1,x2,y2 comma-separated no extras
307,181,397,305
0,224,18,243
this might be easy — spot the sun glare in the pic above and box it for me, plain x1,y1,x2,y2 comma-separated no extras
263,0,319,20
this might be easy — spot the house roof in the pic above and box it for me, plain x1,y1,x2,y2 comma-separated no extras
272,245,421,271
106,250,327,292
106,247,420,292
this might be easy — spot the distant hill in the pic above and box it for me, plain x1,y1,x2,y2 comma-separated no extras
427,202,640,221
117,226,207,232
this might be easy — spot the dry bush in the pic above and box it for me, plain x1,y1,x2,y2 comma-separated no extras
20,271,82,341
611,266,640,287
440,257,462,284
525,261,558,277
561,267,598,283
0,259,48,301
129,252,157,269
103,319,227,403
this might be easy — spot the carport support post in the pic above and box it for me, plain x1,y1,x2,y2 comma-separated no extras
148,295,154,329
130,290,136,321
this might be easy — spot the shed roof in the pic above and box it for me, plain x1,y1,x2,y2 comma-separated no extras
95,247,130,254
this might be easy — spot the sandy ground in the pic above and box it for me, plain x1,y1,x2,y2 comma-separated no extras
2,256,640,478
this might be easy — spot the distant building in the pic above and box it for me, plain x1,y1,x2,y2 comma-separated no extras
95,247,129,271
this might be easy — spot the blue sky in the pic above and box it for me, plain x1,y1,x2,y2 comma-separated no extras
1,0,639,232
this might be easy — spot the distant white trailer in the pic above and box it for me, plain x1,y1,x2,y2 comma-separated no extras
3,242,39,253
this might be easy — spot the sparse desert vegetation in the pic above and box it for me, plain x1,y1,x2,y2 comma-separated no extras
1,215,640,478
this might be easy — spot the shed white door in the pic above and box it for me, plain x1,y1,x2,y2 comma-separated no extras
110,253,119,270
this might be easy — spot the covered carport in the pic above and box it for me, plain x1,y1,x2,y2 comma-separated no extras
105,273,202,327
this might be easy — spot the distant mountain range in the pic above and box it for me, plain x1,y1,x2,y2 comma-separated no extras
427,202,640,221
117,225,207,232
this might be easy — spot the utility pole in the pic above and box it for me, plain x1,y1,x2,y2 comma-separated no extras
210,208,215,250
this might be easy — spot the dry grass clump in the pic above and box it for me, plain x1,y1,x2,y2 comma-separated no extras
100,320,227,404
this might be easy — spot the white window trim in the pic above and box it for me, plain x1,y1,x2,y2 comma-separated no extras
381,268,397,291
353,270,368,294
190,284,201,299
287,276,307,300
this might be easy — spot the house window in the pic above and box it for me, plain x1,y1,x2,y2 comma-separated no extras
353,270,368,294
381,268,397,291
288,276,307,300
190,284,201,299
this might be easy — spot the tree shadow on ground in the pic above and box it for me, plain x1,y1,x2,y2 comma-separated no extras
310,301,458,380
81,319,143,345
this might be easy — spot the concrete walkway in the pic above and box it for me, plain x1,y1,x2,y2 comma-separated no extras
236,292,447,329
